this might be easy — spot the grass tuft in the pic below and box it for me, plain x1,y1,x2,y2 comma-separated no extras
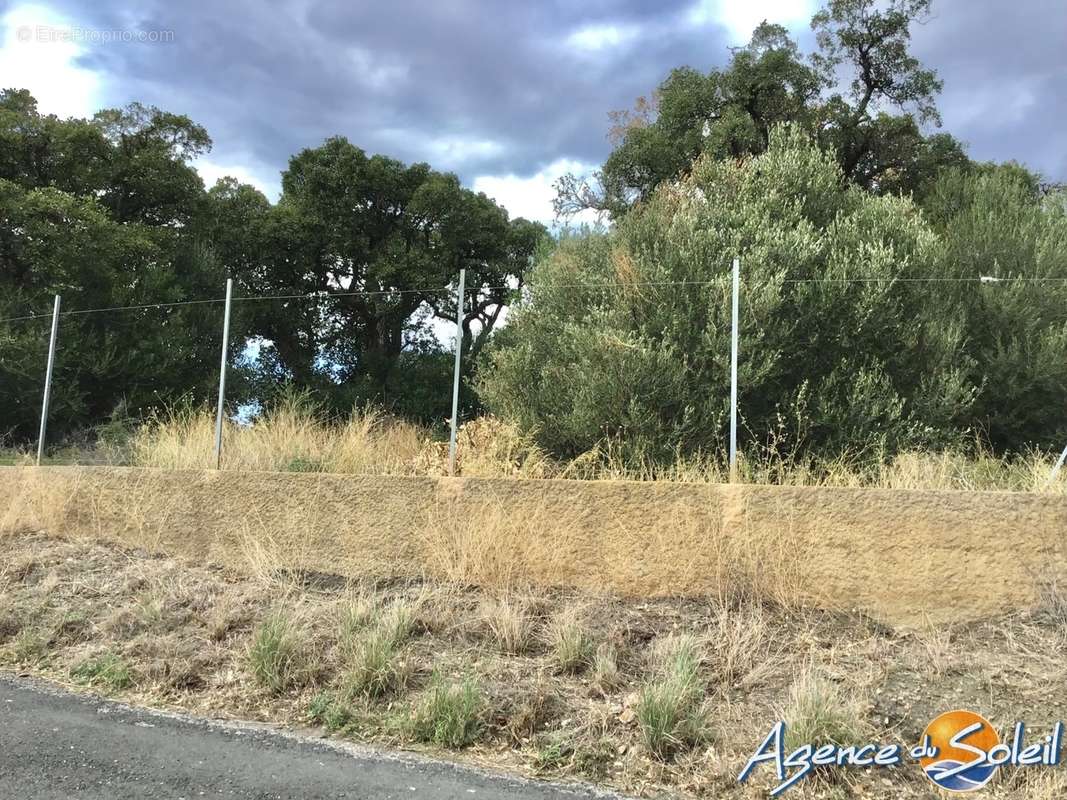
548,604,594,674
636,634,708,760
782,667,867,750
592,642,622,692
71,651,134,690
407,673,485,748
479,595,534,654
247,611,306,694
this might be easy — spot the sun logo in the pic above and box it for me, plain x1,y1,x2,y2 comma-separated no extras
920,710,1000,792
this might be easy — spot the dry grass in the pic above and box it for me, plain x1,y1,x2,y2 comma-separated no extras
706,603,773,687
33,392,1055,492
781,666,868,750
131,396,426,475
421,501,531,589
479,595,535,655
2,531,1067,799
546,603,593,674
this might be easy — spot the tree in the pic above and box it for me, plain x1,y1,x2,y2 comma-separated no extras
0,90,224,444
556,0,968,219
225,137,547,422
920,164,1067,450
489,126,977,463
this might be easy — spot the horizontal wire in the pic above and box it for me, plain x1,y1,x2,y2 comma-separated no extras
1,274,1065,325
232,287,457,302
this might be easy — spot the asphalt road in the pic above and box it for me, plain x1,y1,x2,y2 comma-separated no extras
0,675,625,799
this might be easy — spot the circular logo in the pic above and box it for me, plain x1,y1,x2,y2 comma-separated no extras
920,710,1000,792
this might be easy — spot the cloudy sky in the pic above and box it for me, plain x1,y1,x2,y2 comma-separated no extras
1,0,1064,222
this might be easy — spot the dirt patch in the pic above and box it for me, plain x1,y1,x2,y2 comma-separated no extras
1,530,1064,798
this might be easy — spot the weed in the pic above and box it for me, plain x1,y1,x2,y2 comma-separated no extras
71,652,134,690
308,690,333,723
308,691,354,732
9,629,48,663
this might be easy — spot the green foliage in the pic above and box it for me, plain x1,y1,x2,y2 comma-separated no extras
920,165,1067,450
407,673,485,748
308,691,355,732
247,612,306,694
71,652,134,690
557,1,966,219
0,90,229,444
488,127,979,461
635,636,708,760
0,90,547,443
214,136,548,418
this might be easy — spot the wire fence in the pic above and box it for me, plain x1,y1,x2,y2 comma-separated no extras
5,264,1067,484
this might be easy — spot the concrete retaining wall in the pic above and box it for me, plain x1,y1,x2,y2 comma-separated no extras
2,466,1064,626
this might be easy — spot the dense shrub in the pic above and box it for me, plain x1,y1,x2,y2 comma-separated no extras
483,126,988,462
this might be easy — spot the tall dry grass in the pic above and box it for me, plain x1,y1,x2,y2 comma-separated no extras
564,437,1067,493
82,393,1067,493
130,395,426,475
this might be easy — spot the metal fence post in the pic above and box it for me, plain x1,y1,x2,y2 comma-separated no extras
35,294,61,466
1045,442,1067,489
729,257,740,481
448,268,466,476
213,278,233,470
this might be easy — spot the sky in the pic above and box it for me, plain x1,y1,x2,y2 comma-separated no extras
0,0,1064,223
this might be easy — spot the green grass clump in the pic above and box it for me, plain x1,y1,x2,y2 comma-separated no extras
408,674,484,748
636,635,708,760
341,626,412,700
71,652,134,690
339,601,416,701
247,612,306,694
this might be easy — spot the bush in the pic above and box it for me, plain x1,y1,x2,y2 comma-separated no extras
482,125,1067,464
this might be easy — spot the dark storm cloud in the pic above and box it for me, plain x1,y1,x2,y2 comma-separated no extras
910,0,1067,182
16,0,1067,190
32,0,736,187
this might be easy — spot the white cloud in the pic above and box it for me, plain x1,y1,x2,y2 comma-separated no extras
566,23,640,53
0,3,102,118
473,158,602,225
195,157,281,201
689,0,816,43
347,47,409,91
